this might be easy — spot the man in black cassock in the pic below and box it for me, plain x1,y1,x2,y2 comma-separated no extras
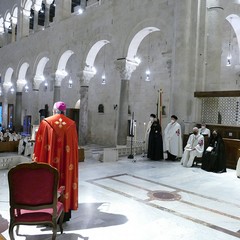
147,115,164,160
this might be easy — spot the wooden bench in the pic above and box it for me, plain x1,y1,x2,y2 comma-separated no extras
0,141,19,153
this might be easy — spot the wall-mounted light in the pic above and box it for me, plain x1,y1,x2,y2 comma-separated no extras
101,74,106,85
227,18,233,67
44,81,48,91
25,85,29,93
75,6,84,15
68,78,73,88
10,87,14,94
101,45,106,85
145,34,151,81
145,69,150,81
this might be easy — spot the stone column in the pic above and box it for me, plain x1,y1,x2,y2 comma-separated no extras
18,6,30,38
14,92,22,132
205,0,224,89
171,0,198,122
53,74,64,103
33,10,39,32
2,88,9,129
32,89,40,124
115,59,137,146
81,0,87,10
32,77,43,124
55,0,71,22
11,24,16,43
79,70,95,145
44,4,50,28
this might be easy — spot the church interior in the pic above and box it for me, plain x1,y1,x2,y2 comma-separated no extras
1,0,240,239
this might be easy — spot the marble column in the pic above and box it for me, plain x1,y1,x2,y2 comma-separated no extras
205,0,224,89
79,70,95,145
115,59,137,146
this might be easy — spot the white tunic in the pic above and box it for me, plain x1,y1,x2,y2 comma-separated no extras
164,121,183,157
181,133,204,167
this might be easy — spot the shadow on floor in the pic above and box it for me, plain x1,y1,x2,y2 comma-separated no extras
64,202,128,230
0,214,8,234
16,232,88,240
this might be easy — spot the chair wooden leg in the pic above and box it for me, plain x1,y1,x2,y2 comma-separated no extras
52,222,57,240
59,212,65,234
9,224,15,240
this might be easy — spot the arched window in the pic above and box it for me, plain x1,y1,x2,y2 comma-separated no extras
98,104,104,113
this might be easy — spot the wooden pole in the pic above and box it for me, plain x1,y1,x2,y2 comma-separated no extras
159,89,163,126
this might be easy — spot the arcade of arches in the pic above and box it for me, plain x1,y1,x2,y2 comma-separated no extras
0,0,240,147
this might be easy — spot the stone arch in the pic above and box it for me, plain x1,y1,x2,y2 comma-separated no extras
33,53,50,90
11,5,18,25
122,18,168,60
33,0,43,11
226,14,240,63
3,67,14,93
84,40,110,77
75,99,80,109
55,49,75,86
0,17,4,33
22,0,33,16
16,62,30,92
127,27,160,62
4,11,11,29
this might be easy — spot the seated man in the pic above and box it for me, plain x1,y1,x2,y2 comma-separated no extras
181,127,204,167
199,123,210,137
201,129,226,173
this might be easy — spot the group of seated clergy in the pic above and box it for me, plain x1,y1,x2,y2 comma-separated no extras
181,124,226,173
0,129,21,142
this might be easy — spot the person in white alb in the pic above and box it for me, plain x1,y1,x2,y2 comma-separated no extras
199,123,210,137
181,127,204,167
164,115,183,160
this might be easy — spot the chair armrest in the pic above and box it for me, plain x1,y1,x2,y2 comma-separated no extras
57,186,65,199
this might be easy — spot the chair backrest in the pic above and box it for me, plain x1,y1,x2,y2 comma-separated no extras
8,162,59,208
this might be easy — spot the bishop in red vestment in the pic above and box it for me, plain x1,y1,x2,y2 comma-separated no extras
33,101,78,220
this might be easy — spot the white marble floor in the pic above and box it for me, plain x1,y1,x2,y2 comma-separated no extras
1,152,240,240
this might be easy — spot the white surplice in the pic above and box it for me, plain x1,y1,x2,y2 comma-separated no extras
164,121,183,158
181,133,204,167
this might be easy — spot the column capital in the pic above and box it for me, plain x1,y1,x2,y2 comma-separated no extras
33,75,44,90
115,58,138,80
55,73,66,87
207,0,224,10
16,79,27,92
45,0,54,7
79,68,96,86
3,82,12,93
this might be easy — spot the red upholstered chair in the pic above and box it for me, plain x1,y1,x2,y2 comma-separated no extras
8,162,65,240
